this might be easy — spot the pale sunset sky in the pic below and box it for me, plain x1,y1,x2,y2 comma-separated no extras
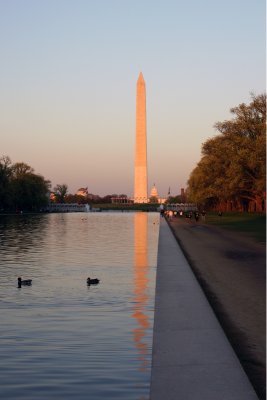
0,0,265,197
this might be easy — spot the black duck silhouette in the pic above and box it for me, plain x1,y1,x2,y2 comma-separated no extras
18,277,32,287
87,277,100,285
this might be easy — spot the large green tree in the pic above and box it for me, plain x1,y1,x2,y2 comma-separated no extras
10,162,51,211
187,94,266,209
0,156,12,210
0,158,50,212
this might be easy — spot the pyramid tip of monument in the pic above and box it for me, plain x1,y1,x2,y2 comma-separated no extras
138,72,145,81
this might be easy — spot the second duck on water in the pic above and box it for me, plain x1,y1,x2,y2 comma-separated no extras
87,277,100,285
18,277,32,287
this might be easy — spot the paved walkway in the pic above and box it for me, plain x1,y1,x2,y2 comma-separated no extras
150,218,258,400
167,216,265,399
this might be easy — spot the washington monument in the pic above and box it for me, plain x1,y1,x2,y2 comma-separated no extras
134,72,148,203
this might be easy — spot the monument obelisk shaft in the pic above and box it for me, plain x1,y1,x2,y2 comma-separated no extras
134,72,148,203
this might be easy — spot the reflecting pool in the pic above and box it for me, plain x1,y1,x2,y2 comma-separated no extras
0,212,159,399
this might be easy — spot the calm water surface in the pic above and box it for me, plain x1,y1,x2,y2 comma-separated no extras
0,212,159,399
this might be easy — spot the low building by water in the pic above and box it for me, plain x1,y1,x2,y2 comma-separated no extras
47,203,90,212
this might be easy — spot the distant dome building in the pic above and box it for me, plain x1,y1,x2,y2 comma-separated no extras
150,183,159,199
149,183,167,204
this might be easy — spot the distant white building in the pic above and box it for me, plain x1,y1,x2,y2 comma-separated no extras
150,183,159,198
149,183,167,204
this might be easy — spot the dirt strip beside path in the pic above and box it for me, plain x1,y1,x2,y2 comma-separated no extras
167,216,266,400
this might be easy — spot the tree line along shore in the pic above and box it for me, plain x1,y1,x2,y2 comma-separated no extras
0,93,265,214
187,93,266,213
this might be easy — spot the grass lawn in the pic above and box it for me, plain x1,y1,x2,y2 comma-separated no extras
206,212,266,243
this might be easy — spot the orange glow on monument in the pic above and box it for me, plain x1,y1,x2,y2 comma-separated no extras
134,72,148,203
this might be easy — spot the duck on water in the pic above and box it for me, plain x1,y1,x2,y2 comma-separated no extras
18,277,32,287
87,278,100,285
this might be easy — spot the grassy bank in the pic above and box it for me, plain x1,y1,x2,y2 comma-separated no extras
206,212,266,243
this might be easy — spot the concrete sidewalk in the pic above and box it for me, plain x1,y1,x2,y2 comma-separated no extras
150,218,258,400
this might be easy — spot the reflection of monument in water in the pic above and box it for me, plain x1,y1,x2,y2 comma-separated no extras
132,212,150,370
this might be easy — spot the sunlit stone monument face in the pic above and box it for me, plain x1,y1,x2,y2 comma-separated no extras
134,72,148,203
